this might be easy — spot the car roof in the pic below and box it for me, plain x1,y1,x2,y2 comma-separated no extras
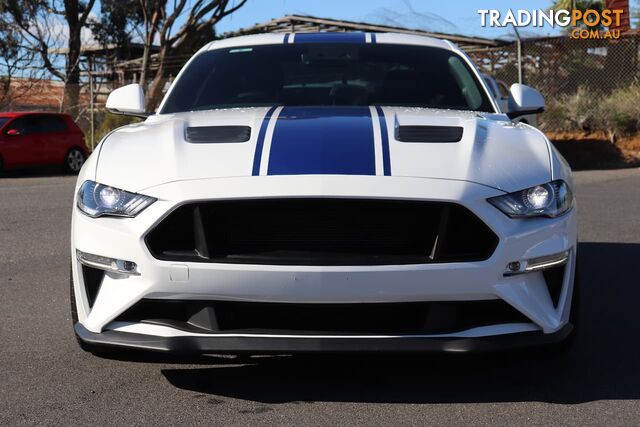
204,32,456,52
0,112,70,118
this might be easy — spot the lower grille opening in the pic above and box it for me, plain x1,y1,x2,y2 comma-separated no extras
81,265,104,308
145,199,498,266
543,265,565,308
115,299,531,335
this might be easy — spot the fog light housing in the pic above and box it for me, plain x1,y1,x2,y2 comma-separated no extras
76,250,139,275
504,250,569,276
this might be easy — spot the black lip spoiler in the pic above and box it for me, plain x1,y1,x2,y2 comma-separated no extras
75,323,572,354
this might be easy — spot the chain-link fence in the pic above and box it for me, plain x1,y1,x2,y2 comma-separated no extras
4,33,639,150
469,33,640,134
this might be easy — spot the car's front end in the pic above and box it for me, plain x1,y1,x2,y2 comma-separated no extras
71,32,577,354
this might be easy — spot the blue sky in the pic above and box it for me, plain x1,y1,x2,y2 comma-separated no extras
215,0,563,40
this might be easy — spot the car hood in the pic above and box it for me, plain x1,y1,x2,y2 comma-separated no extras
96,106,551,193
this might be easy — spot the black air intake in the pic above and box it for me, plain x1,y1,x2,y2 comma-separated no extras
145,199,498,266
81,265,104,308
396,125,463,143
116,299,530,335
543,266,566,308
185,126,251,143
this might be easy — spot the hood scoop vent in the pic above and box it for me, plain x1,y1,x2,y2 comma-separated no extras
396,125,463,143
185,126,251,143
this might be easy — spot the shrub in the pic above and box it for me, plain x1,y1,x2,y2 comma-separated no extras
599,84,640,137
540,84,640,139
540,86,602,132
94,112,141,145
540,99,570,131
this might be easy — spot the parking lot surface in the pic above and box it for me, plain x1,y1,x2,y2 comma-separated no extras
2,169,640,425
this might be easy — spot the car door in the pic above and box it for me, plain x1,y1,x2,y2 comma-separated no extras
1,116,41,168
38,115,71,164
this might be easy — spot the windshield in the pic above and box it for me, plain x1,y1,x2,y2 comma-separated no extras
160,43,494,114
0,117,10,129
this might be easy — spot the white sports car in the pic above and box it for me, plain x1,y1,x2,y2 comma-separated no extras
71,32,577,354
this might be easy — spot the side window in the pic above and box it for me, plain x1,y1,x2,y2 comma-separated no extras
39,116,68,133
448,56,483,110
497,81,510,98
6,117,30,135
483,77,498,98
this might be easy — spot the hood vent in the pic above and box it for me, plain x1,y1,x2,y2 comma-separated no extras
396,125,463,143
185,126,251,143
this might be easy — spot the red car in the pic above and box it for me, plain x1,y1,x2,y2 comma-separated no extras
0,112,88,173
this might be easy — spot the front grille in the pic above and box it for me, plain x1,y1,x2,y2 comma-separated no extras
116,299,531,335
145,199,498,265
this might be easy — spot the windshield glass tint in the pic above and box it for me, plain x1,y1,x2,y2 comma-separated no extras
0,117,9,128
161,43,493,114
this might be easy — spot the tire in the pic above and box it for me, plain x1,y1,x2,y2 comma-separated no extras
64,148,85,174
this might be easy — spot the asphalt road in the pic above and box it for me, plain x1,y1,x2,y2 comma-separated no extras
2,168,640,425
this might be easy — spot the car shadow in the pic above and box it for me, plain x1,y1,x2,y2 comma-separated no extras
0,166,74,178
552,138,640,171
144,242,639,404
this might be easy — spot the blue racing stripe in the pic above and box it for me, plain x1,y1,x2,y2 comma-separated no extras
371,33,377,43
283,33,290,44
294,32,366,44
375,106,391,176
252,106,278,176
267,107,375,176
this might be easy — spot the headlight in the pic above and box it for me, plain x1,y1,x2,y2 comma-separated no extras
488,180,573,218
77,180,156,218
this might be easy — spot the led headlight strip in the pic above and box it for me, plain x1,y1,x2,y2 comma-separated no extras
504,250,570,276
76,250,139,275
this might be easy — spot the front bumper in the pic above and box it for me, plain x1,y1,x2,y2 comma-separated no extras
71,175,578,352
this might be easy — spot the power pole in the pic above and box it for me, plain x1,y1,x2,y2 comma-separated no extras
89,70,94,150
512,24,523,84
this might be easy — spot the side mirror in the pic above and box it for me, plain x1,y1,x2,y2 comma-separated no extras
106,83,148,118
6,128,20,136
507,83,544,119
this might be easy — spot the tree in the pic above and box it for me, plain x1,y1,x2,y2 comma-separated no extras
1,0,97,115
93,0,161,94
96,0,247,111
551,0,605,30
0,17,41,109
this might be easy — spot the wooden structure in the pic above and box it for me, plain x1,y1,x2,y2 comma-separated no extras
222,14,508,52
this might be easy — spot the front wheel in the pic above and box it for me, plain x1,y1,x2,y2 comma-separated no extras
65,148,85,174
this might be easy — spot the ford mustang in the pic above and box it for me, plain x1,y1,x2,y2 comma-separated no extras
71,32,577,354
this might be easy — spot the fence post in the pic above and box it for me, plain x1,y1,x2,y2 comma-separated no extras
89,71,94,150
512,24,523,84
